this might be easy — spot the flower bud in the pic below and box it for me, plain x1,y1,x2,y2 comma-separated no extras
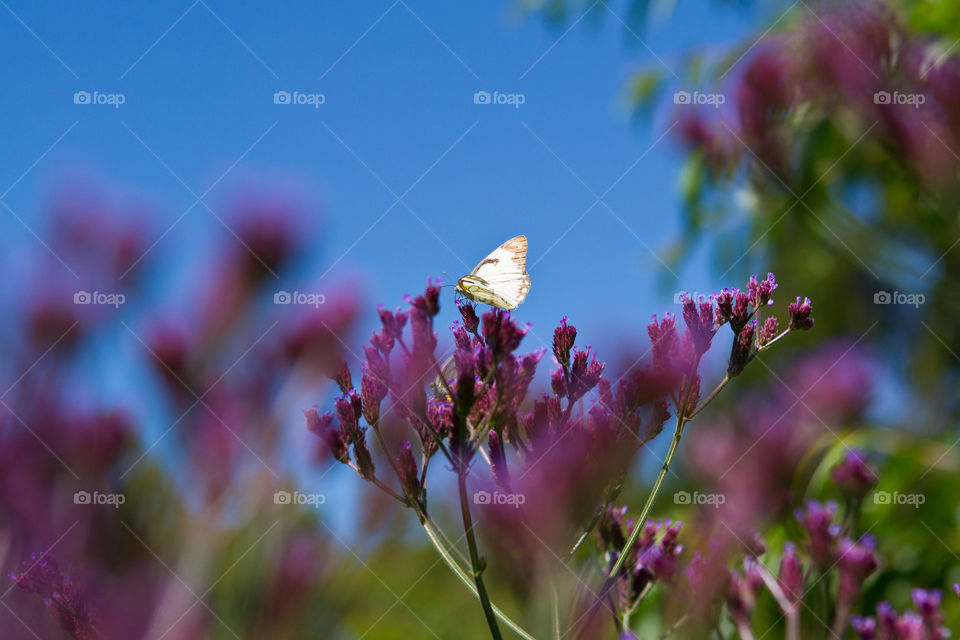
552,316,577,369
456,299,480,334
830,449,877,499
488,431,511,490
728,321,755,376
758,316,779,346
778,542,805,606
328,357,353,393
788,296,814,330
353,430,376,480
396,441,419,499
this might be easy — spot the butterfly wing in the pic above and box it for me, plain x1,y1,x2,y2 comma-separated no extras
429,354,457,400
456,235,531,310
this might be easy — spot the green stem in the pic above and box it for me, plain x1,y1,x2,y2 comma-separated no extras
658,614,689,639
608,409,687,578
686,374,729,420
458,470,503,640
551,585,561,640
417,515,534,639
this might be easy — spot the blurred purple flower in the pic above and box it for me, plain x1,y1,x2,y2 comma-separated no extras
831,449,878,499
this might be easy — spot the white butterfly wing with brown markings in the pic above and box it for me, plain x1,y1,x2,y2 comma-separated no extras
456,235,531,310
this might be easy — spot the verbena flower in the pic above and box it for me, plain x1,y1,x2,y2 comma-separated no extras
831,448,878,499
8,552,96,640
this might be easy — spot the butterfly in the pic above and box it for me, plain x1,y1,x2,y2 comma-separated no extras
455,235,531,310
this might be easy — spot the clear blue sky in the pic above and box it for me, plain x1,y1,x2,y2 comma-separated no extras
0,1,771,510
0,0,767,341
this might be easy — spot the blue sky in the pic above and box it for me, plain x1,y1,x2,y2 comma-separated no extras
0,1,766,338
0,1,772,513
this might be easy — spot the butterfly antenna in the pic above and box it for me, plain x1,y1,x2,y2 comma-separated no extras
439,271,457,289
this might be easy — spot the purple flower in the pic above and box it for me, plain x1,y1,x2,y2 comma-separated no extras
361,346,390,425
747,272,778,307
595,510,683,612
714,288,736,327
648,313,679,369
328,357,353,393
334,392,362,443
456,299,480,334
731,290,751,332
796,500,841,569
552,316,577,370
550,367,567,398
648,313,688,387
877,601,899,636
305,408,348,463
680,293,717,356
567,347,605,402
352,429,376,480
911,589,948,638
8,552,96,640
837,535,878,608
778,542,805,606
482,309,527,359
851,615,877,639
788,296,815,330
894,611,926,639
409,307,437,363
727,557,765,626
830,448,877,499
758,316,780,346
409,278,442,316
649,520,683,582
728,320,755,376
377,305,407,349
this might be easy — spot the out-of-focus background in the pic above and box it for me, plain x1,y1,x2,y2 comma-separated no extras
1,0,958,638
